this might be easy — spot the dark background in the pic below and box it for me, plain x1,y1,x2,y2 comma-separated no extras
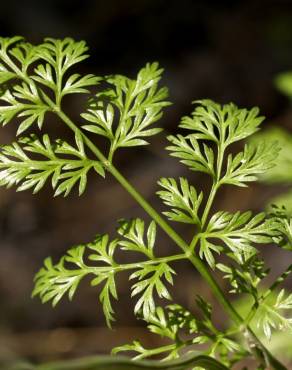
0,0,292,366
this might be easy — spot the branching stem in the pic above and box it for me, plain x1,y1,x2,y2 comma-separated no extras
201,182,219,228
53,107,286,370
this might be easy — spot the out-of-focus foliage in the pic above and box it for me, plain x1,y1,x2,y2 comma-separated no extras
251,71,292,215
275,72,292,99
251,127,292,184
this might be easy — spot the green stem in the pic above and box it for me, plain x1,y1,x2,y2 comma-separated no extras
133,344,178,360
108,84,134,162
55,42,64,107
200,139,225,228
54,109,286,370
59,254,187,278
200,182,219,228
98,254,187,274
216,142,225,181
189,233,200,252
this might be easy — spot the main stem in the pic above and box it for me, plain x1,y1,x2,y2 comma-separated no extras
55,108,286,370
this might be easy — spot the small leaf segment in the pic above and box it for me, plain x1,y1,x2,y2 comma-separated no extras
0,37,290,369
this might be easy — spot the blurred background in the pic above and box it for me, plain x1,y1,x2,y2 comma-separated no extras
0,0,292,367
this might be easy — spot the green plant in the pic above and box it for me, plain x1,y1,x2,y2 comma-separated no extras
0,36,291,370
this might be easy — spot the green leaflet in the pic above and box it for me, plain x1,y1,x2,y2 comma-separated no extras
81,62,170,160
0,37,101,135
0,83,49,134
118,218,156,259
33,219,176,327
33,38,101,102
157,177,203,225
32,234,120,328
200,211,277,267
167,100,279,186
255,289,292,340
180,99,264,145
0,133,104,196
0,36,41,78
222,142,280,187
166,134,215,176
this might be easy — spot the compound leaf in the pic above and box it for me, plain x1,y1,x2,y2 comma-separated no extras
32,247,88,307
202,211,277,266
82,62,169,159
33,234,119,327
0,133,104,196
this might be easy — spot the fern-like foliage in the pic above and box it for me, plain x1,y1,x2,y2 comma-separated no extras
117,218,156,258
166,100,279,184
0,37,100,133
0,37,168,197
1,36,291,369
179,100,264,145
81,62,170,161
255,289,292,339
0,132,104,195
251,127,292,218
222,142,278,187
202,211,277,267
33,219,176,327
157,177,203,225
158,99,292,348
33,38,101,102
113,297,247,367
217,255,269,299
